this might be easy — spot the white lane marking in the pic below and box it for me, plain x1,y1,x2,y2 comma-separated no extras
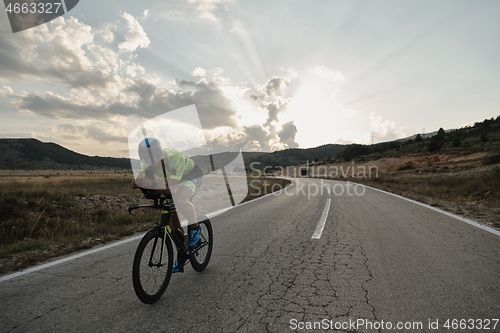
311,198,331,239
0,181,295,283
362,183,500,237
0,236,144,282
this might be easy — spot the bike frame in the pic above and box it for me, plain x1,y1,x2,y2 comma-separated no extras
129,195,207,267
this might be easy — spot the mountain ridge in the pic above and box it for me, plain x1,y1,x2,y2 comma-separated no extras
0,138,349,170
2,116,497,170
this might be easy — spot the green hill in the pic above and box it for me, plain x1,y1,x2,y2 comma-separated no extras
3,115,498,171
0,138,131,169
0,138,349,171
191,144,349,172
340,116,500,162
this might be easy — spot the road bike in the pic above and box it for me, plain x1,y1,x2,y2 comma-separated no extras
128,188,213,304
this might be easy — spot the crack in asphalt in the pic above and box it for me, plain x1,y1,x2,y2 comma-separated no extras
174,193,379,333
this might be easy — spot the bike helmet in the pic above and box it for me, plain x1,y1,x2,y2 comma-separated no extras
138,137,164,164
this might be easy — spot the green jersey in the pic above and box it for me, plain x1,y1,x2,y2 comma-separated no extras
141,148,196,180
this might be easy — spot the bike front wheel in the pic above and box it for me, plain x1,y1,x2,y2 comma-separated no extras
189,215,213,272
132,228,173,304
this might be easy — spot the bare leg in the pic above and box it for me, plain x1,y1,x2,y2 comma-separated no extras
172,185,198,230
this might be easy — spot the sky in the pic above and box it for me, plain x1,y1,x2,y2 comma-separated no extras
1,0,499,158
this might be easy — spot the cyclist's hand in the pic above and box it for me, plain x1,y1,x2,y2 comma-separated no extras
131,177,153,189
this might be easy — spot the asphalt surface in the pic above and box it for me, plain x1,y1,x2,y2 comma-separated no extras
1,178,499,333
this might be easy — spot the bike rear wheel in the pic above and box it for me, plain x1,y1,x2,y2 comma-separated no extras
132,228,173,303
189,215,213,272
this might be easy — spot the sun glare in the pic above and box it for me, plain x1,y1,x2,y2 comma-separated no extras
285,81,349,147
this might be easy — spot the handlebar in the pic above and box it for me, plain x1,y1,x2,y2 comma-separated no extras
128,188,176,216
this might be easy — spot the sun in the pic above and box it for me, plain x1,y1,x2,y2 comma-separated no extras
284,80,349,148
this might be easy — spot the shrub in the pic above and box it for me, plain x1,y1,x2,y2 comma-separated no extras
397,165,416,171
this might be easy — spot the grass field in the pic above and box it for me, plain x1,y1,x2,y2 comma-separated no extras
0,172,290,274
358,167,500,227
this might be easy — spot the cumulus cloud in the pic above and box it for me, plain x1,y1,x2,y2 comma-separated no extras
258,74,301,99
4,78,238,131
0,16,124,91
1,13,306,154
366,112,407,143
95,22,117,43
261,77,289,97
278,121,299,148
0,14,239,133
192,67,206,77
118,12,150,52
260,98,290,128
226,95,298,151
314,66,345,82
126,63,146,77
234,120,299,151
0,86,14,96
241,125,272,151
186,0,231,23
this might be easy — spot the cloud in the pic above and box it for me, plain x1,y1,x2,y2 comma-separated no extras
1,14,308,155
260,98,290,128
0,16,124,90
1,14,238,131
171,79,238,129
95,22,117,43
118,12,151,52
186,0,231,24
259,74,301,98
314,66,345,82
231,118,299,152
261,77,289,97
158,0,232,25
278,121,299,148
241,125,272,151
0,86,14,96
51,117,137,145
333,101,358,118
126,63,146,77
366,112,407,143
0,18,43,80
9,90,106,119
229,20,245,35
192,67,206,77
6,77,238,130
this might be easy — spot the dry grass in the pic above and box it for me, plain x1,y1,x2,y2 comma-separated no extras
0,173,290,274
359,167,500,230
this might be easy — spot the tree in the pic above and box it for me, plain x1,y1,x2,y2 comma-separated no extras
415,134,423,142
428,138,442,152
437,127,446,138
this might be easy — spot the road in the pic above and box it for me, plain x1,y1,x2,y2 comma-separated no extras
1,178,499,332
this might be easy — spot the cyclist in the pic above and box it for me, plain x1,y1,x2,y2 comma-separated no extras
131,137,203,273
